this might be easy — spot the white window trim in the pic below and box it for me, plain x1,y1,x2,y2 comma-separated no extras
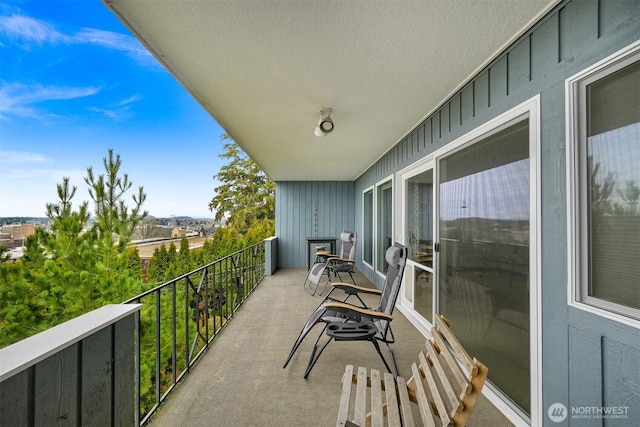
374,175,394,278
396,156,435,326
565,39,640,330
436,96,541,427
361,185,374,269
396,96,542,427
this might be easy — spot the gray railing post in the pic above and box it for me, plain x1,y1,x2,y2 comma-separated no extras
264,236,277,275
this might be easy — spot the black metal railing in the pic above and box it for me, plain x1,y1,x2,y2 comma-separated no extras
124,241,266,425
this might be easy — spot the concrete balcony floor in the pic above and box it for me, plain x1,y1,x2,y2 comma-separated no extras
148,268,513,427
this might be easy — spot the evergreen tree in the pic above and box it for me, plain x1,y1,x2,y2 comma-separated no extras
209,136,275,233
147,245,169,284
178,237,192,274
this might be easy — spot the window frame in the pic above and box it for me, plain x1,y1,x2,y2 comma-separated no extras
375,176,394,276
397,156,435,325
362,186,374,268
566,39,640,327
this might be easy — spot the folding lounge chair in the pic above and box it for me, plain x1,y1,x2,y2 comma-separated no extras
285,242,407,378
325,231,357,284
303,231,357,296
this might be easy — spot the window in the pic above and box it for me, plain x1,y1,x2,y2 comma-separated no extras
405,168,434,323
363,189,373,266
568,42,640,320
406,170,433,268
376,179,393,274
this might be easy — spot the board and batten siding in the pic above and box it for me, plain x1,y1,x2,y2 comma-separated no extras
350,0,640,423
0,305,140,426
275,181,355,268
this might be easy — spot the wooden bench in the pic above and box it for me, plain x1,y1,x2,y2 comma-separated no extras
336,314,488,427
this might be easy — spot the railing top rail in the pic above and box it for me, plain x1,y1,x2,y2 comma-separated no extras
0,304,142,382
124,240,266,303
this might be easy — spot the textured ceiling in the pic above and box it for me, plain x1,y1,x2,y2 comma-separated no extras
104,0,557,181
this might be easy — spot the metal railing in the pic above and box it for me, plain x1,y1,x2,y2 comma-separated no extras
124,241,266,425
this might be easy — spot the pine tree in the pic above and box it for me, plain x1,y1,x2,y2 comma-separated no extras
0,150,147,347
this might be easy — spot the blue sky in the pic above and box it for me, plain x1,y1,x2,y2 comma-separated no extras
0,1,226,218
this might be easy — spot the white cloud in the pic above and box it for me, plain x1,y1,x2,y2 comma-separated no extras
74,28,156,67
0,151,49,164
0,8,156,67
116,95,142,107
0,82,100,120
87,94,141,120
0,12,68,47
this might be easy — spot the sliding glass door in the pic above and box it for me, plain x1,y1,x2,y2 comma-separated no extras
438,119,531,414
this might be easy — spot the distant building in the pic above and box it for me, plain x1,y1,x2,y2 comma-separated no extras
171,227,198,239
0,224,36,249
1,224,35,240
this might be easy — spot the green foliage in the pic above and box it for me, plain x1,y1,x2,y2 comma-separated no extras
85,149,148,247
209,136,275,233
2,139,277,416
0,150,146,348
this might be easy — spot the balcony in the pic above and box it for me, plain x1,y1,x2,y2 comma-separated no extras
0,240,513,426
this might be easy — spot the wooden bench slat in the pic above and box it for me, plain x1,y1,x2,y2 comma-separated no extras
354,367,368,426
370,369,384,427
396,375,417,427
383,372,402,427
418,351,451,426
432,329,471,393
435,315,476,374
336,365,354,427
411,362,438,427
425,339,462,415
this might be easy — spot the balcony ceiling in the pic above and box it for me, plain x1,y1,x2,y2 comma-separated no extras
104,0,557,181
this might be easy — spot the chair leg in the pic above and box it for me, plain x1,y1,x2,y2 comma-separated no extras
283,307,328,368
316,277,332,296
304,327,332,378
333,269,357,285
347,270,357,285
370,338,398,378
283,328,309,368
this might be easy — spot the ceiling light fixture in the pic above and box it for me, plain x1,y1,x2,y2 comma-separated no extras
314,108,334,137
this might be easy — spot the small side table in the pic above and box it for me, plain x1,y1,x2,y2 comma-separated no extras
305,237,337,268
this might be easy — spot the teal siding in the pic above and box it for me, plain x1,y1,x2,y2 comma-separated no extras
350,0,640,422
568,309,640,425
275,181,355,268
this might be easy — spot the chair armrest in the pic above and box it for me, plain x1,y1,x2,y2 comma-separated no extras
318,252,339,258
326,257,355,263
330,282,382,296
323,302,393,321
